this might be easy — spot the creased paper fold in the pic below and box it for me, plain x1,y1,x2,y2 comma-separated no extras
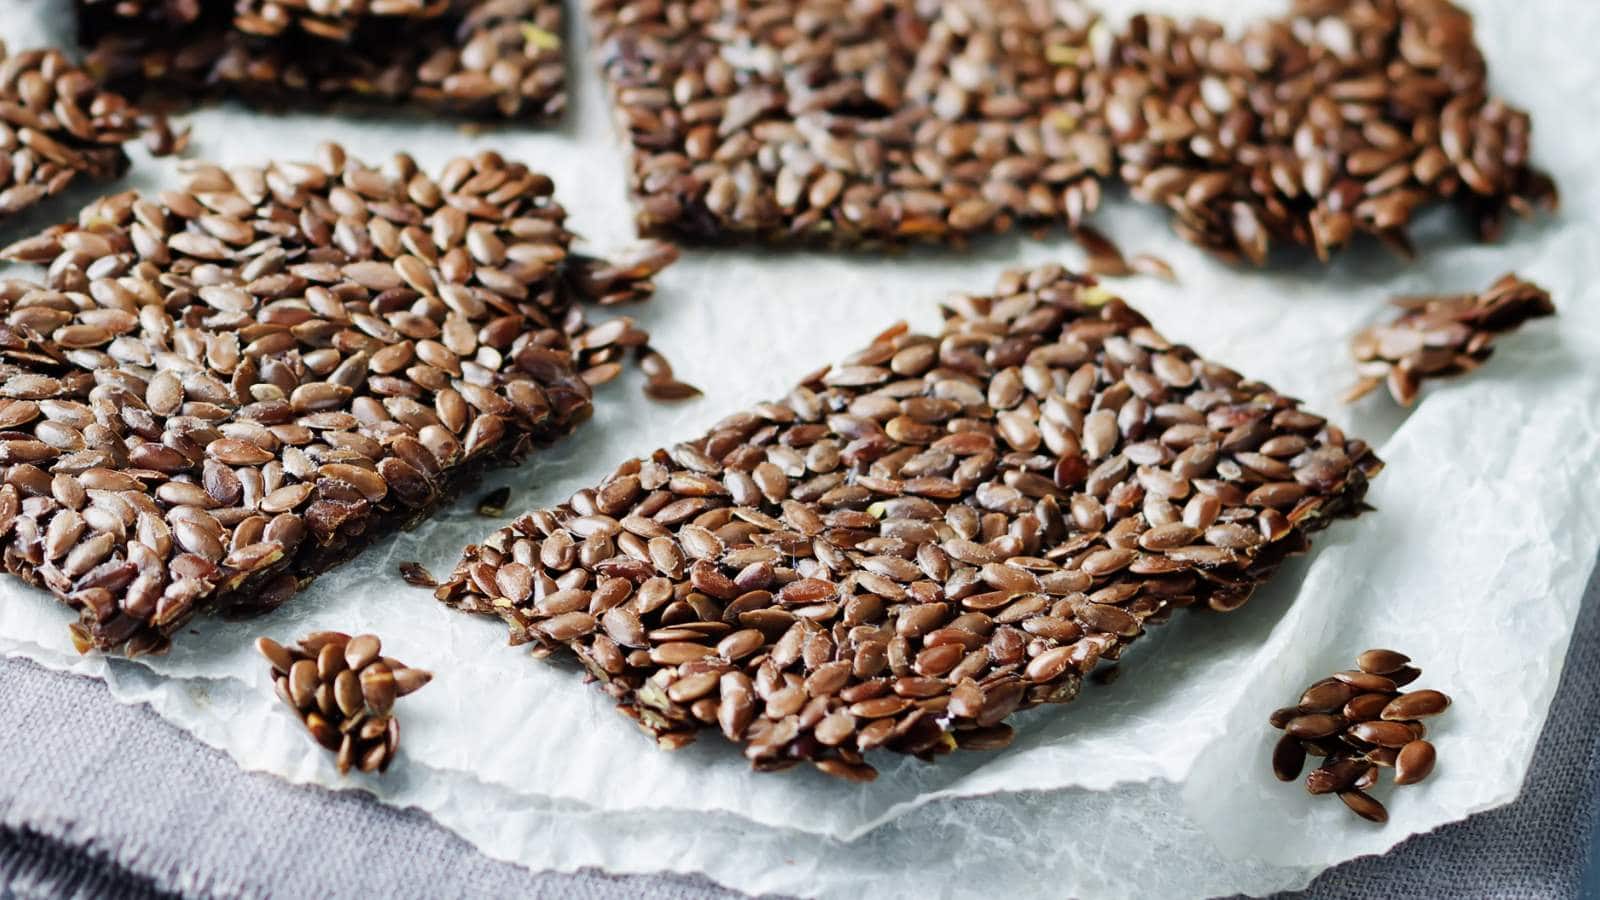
2,0,1599,896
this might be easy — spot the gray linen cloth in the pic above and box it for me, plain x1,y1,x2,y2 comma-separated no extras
2,560,1597,900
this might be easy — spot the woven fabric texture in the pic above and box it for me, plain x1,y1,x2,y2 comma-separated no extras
3,570,1596,900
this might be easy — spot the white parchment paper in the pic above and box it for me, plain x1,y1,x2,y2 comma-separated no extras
2,0,1599,896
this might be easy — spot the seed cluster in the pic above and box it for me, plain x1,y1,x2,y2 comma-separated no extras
0,41,173,225
1270,649,1450,824
1346,273,1554,405
587,0,1553,259
436,266,1383,780
258,631,433,775
0,142,673,656
78,0,567,121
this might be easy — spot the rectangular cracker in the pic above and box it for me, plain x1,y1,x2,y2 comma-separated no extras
78,0,567,121
435,266,1383,780
0,143,669,654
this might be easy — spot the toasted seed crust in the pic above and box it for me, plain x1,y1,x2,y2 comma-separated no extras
0,143,674,655
77,0,568,122
437,266,1383,779
587,0,1552,259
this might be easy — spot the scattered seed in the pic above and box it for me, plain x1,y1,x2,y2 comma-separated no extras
1075,226,1130,277
1348,275,1554,406
399,562,437,588
1339,789,1389,824
644,378,703,401
258,630,431,776
1272,733,1306,782
1394,739,1437,785
1381,690,1452,720
1356,648,1410,676
1268,649,1450,823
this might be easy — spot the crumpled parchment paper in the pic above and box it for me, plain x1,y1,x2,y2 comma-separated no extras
2,0,1598,896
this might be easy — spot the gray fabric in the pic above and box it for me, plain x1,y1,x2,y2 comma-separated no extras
2,565,1597,899
0,830,170,900
1292,564,1600,900
0,653,750,899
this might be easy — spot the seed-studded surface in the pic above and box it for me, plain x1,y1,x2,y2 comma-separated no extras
588,0,1113,247
588,0,1552,259
0,42,169,225
231,0,454,42
1105,0,1556,263
436,266,1384,780
258,631,434,776
0,143,673,656
78,0,567,121
1346,273,1554,405
1269,649,1451,824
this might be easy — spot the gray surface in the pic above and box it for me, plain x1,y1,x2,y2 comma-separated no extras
1,560,1597,900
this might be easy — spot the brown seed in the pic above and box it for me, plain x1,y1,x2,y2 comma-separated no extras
1356,648,1410,675
399,562,437,587
1025,646,1076,683
1268,706,1302,729
317,643,347,681
360,663,398,715
543,612,598,642
1366,747,1400,768
289,660,319,710
1348,720,1417,748
1388,666,1423,687
1394,739,1437,785
1272,733,1306,782
650,641,714,665
1299,679,1358,712
256,637,295,675
1381,690,1451,720
345,634,382,671
1285,714,1344,739
1334,670,1398,693
1306,757,1372,795
334,670,363,717
1339,789,1389,824
305,713,341,751
645,379,703,401
1343,693,1393,722
300,632,351,653
393,667,433,697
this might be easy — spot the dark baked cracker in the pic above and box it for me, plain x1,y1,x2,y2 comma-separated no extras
588,0,1113,247
1105,0,1556,264
79,0,567,121
0,143,671,655
589,0,1553,261
436,266,1383,780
